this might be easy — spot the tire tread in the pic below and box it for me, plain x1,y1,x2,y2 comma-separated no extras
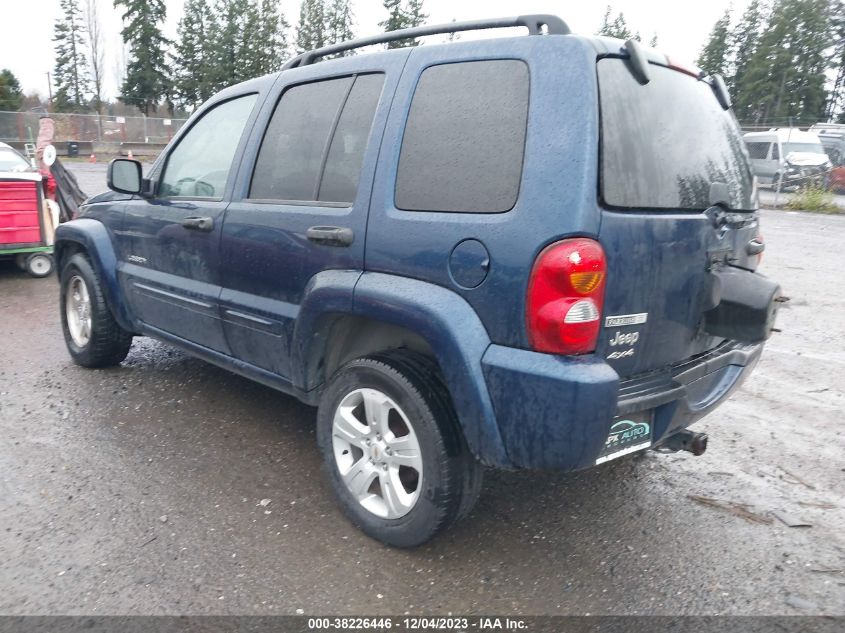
61,253,132,368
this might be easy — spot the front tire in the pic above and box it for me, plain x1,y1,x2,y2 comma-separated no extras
317,352,483,548
60,253,133,368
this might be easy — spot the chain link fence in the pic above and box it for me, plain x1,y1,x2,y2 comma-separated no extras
0,110,188,146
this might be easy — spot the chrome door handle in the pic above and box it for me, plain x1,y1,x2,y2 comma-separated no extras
180,216,214,231
306,226,354,247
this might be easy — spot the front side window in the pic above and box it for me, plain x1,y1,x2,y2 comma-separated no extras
250,73,385,203
771,143,780,160
395,60,529,213
159,94,257,198
744,142,768,160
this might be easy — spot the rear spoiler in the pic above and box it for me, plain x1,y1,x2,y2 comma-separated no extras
591,36,732,111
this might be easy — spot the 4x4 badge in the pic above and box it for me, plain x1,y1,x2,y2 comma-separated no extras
605,312,648,327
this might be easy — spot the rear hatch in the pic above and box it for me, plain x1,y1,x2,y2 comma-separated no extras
595,56,759,378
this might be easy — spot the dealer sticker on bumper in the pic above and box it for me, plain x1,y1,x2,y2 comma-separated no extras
596,412,653,465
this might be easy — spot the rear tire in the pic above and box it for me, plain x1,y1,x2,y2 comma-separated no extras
60,253,133,368
317,351,483,548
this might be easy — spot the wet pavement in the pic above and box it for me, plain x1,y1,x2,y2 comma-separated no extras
0,172,843,614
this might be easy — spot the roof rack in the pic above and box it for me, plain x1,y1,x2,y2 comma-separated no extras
282,14,570,70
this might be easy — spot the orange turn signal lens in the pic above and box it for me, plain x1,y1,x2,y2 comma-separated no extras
569,271,605,294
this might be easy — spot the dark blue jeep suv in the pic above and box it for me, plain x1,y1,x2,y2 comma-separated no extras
55,16,781,547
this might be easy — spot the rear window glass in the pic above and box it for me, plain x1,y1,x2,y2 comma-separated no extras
599,59,755,211
395,59,529,213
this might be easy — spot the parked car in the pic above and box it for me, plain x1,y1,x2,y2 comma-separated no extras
54,16,781,547
809,123,845,192
0,141,57,276
743,128,830,190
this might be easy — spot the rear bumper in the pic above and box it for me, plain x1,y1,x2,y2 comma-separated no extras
481,340,763,470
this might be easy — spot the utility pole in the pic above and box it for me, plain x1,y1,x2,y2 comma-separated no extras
46,72,53,106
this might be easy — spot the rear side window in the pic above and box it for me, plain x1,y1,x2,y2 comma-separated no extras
250,73,384,203
599,59,755,211
319,74,385,203
395,60,529,213
745,142,769,159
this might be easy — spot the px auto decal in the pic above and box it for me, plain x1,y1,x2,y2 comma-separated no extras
595,417,653,465
605,419,650,448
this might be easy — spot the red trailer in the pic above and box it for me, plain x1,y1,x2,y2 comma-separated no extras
0,143,55,277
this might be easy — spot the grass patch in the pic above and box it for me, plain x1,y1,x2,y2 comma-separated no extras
785,185,841,213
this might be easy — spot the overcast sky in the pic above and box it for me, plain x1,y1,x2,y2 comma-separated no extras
4,0,752,100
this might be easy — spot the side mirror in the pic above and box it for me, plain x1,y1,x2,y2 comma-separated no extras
108,158,143,195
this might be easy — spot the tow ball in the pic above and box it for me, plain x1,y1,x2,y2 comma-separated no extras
657,430,709,456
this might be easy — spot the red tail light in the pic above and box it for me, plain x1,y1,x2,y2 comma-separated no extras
526,238,607,355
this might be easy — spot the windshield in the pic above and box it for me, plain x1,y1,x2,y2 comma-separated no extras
598,58,755,211
783,142,825,155
0,148,31,172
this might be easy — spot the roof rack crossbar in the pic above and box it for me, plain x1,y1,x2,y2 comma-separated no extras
282,14,570,70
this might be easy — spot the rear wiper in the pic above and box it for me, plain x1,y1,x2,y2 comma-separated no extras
623,39,651,84
706,182,754,228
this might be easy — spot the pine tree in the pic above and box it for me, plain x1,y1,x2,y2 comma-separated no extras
730,0,765,112
238,0,262,79
325,0,355,50
172,0,214,109
696,8,732,78
296,0,327,53
209,0,255,90
379,0,427,48
737,0,834,125
597,5,635,40
115,0,171,115
53,0,90,112
0,69,24,111
405,0,426,29
380,0,404,46
649,33,658,48
254,0,291,73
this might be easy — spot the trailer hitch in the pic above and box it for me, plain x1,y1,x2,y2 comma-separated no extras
656,430,709,456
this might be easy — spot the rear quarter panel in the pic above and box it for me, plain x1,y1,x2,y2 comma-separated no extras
364,36,601,348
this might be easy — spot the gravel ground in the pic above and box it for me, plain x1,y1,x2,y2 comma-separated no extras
0,165,842,615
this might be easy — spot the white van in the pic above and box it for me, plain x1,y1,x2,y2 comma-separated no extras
743,128,830,189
